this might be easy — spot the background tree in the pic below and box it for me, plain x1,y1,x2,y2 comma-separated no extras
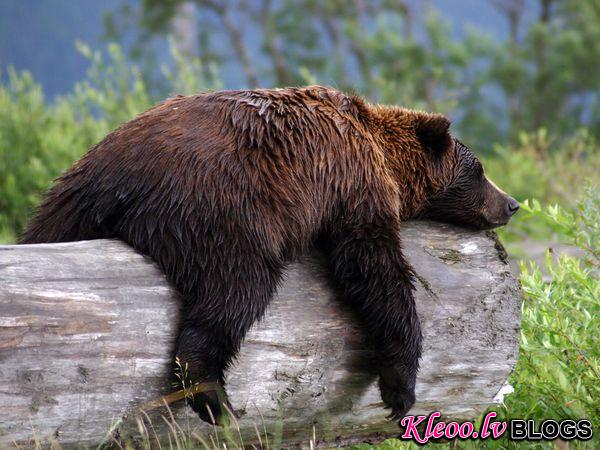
103,0,600,149
2,0,599,241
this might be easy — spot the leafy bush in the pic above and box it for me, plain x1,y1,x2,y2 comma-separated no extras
500,187,598,447
482,129,600,244
0,43,218,243
483,129,599,207
0,69,104,242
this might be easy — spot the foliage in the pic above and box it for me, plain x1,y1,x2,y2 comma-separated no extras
520,186,600,266
507,188,598,427
105,0,600,148
0,44,219,243
0,69,102,243
482,129,600,243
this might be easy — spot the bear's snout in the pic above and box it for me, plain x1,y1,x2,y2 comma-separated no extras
482,177,519,228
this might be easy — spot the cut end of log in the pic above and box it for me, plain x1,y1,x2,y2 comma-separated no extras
0,221,522,448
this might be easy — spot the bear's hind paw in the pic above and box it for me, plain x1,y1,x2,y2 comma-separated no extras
187,387,237,426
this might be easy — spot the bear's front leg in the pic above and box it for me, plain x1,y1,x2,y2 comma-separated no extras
324,219,422,421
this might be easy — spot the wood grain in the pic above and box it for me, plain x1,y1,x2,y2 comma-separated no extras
0,221,521,448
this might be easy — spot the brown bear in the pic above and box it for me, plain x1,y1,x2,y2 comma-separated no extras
20,86,518,424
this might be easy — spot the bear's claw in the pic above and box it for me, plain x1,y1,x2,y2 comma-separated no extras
379,368,416,423
187,388,236,426
381,387,415,422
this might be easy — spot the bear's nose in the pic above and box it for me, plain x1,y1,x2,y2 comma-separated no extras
507,197,520,216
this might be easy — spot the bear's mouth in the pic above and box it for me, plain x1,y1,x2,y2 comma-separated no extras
482,215,512,229
482,197,519,229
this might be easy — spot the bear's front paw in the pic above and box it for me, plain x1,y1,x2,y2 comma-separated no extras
378,367,416,422
187,385,236,426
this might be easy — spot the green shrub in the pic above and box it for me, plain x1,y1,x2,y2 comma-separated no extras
0,43,219,243
0,69,104,242
498,187,598,448
482,129,600,244
483,129,599,207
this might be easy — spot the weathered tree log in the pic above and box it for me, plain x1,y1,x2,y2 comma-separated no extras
0,222,521,448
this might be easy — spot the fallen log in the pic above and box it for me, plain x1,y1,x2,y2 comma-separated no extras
0,221,521,448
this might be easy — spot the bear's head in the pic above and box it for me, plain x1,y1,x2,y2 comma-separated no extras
410,112,519,229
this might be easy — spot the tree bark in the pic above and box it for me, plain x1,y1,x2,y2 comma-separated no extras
0,222,521,448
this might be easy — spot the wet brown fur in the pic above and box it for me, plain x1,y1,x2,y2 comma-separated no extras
20,86,516,423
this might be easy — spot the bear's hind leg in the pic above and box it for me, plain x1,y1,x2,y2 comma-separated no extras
175,251,283,425
174,323,236,424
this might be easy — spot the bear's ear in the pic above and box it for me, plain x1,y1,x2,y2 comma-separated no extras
414,113,451,153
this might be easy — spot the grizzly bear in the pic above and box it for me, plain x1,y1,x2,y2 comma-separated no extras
21,86,518,424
